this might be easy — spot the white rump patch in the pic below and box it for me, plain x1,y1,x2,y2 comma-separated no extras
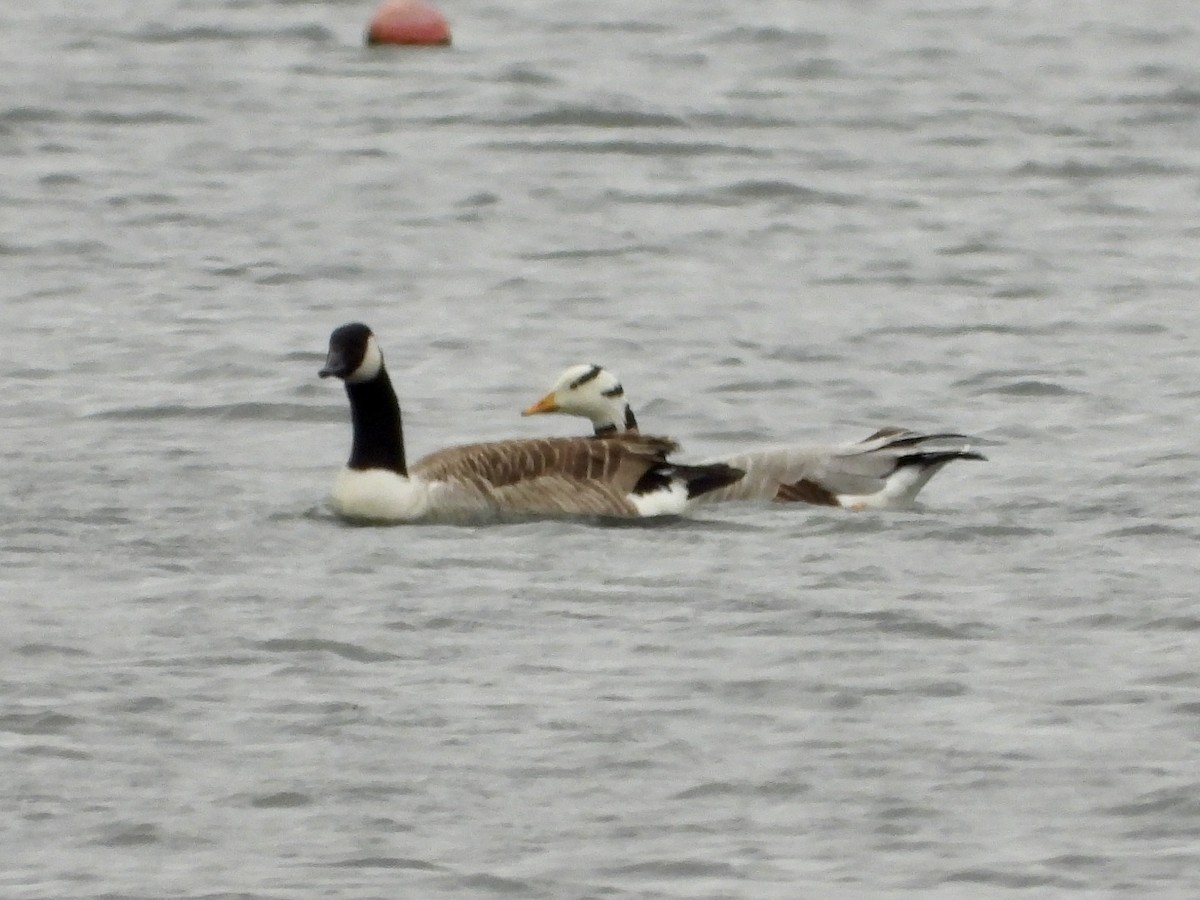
629,482,689,517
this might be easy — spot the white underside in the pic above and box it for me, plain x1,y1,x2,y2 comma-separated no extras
331,468,439,523
693,446,954,510
835,463,946,509
330,467,692,524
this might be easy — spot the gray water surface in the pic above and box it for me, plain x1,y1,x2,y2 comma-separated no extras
3,1,1199,897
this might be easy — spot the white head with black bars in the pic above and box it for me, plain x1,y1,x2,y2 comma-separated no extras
523,363,638,436
319,322,385,384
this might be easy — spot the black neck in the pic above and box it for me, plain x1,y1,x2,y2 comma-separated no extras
624,405,638,432
593,405,638,437
344,368,407,473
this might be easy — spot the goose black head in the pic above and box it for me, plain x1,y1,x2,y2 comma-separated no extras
320,322,383,383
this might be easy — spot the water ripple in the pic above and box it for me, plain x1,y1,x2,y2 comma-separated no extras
15,643,89,658
82,110,202,126
89,402,332,422
255,639,400,664
943,868,1083,889
92,822,162,848
18,744,91,760
133,24,335,44
485,139,766,158
248,791,312,809
602,859,741,879
504,106,686,128
0,711,81,735
456,873,537,894
1102,785,1200,820
1013,157,1190,179
710,26,830,49
328,856,442,870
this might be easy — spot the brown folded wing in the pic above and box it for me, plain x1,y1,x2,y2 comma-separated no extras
409,434,681,516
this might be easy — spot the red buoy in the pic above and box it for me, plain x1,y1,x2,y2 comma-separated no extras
366,0,451,46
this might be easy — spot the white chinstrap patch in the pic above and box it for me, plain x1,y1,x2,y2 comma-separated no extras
345,335,384,384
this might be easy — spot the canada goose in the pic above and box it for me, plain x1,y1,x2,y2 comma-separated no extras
522,364,985,510
318,325,743,523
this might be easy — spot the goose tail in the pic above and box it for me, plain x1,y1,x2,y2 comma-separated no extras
860,430,987,508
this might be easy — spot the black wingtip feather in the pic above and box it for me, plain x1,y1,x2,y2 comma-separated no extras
895,450,987,470
867,430,978,449
681,463,745,500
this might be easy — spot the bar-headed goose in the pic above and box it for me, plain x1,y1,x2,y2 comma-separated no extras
522,364,985,510
318,325,743,523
